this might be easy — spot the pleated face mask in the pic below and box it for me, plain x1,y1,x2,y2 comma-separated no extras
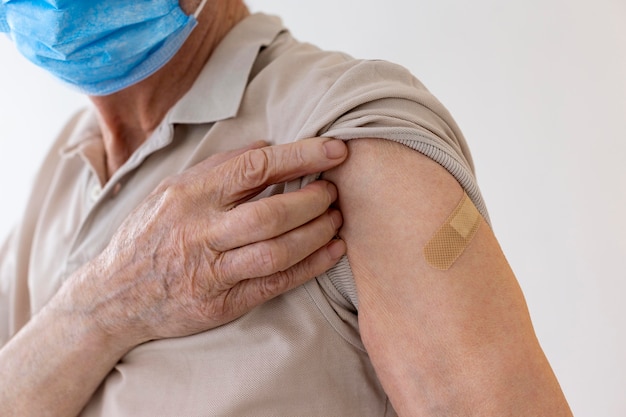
0,0,208,95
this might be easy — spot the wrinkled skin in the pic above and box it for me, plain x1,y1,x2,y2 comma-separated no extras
0,137,349,417
65,137,348,345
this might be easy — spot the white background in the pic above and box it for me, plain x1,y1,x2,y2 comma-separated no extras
1,1,624,415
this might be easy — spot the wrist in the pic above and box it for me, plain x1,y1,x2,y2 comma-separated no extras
0,277,135,417
49,258,147,357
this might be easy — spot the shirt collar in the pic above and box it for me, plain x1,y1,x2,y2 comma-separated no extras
62,13,285,151
60,14,284,184
167,13,285,125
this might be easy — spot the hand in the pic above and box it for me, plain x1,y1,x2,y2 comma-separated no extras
58,137,348,349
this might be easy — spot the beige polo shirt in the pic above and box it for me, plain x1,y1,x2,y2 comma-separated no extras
0,13,487,416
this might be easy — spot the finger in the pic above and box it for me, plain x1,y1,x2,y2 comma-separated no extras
187,140,269,173
215,208,343,283
215,138,347,207
225,238,347,312
209,180,338,251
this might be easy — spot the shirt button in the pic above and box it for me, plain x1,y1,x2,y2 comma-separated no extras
90,185,102,202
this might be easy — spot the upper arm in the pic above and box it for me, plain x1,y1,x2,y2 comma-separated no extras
323,138,571,416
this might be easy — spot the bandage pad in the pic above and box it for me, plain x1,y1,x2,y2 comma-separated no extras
423,193,481,270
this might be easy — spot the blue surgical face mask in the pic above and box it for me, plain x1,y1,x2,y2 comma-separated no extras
0,0,209,96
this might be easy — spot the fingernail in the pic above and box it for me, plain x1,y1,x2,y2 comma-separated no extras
323,140,347,159
327,239,347,260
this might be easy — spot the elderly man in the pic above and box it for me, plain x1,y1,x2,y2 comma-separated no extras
0,1,572,416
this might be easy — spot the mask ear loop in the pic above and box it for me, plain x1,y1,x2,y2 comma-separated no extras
194,0,210,18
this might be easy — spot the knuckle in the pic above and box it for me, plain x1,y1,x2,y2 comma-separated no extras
209,252,235,289
257,273,289,299
308,181,334,208
253,198,287,232
316,212,338,240
132,182,188,230
239,148,272,187
205,213,232,250
157,178,188,207
206,291,232,319
245,200,271,228
235,198,286,239
302,257,323,279
287,142,309,168
285,260,315,287
253,242,289,275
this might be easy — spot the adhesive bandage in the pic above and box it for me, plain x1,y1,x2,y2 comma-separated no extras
423,192,481,270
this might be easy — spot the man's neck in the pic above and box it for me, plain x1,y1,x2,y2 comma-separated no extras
89,1,250,179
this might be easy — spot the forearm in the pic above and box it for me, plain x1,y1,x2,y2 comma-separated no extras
0,138,348,415
0,300,129,416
